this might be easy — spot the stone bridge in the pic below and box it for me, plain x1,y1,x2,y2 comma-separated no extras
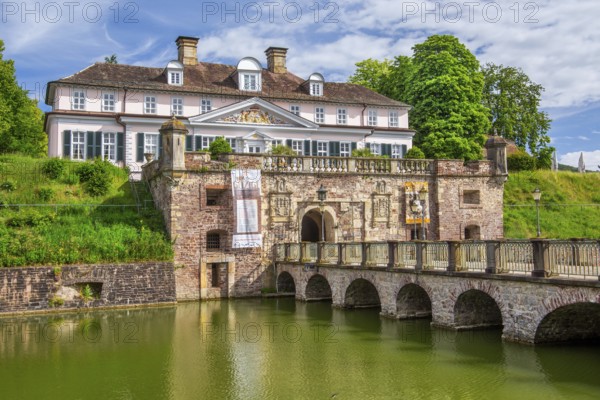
274,240,600,344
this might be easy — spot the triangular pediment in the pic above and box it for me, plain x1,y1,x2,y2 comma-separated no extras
189,97,318,128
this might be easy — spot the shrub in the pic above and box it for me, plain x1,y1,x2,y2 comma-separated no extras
37,187,54,202
352,148,374,157
76,160,113,196
405,146,425,159
48,296,64,308
0,180,16,192
42,158,66,180
208,137,232,159
508,151,536,171
269,145,296,156
6,211,56,228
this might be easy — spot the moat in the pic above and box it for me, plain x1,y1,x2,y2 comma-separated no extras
1,298,600,399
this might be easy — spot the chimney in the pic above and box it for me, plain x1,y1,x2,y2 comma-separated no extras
265,47,288,74
176,36,199,66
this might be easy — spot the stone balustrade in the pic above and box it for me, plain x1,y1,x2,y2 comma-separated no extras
274,239,600,280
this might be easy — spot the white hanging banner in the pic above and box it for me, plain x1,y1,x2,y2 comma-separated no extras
231,169,262,248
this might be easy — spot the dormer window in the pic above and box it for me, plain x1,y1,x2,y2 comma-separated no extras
236,57,262,92
165,60,184,86
307,73,324,96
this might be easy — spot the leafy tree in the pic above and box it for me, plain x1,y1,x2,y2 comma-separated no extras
405,146,425,159
351,148,374,157
104,54,118,64
0,39,46,156
269,144,296,156
208,137,232,159
349,56,413,102
482,63,553,166
407,35,490,160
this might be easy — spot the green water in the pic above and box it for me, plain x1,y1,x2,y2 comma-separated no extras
1,299,599,399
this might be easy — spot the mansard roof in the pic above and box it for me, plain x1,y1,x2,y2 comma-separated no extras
46,62,409,108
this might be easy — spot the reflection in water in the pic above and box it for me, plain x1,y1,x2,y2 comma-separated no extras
1,299,600,399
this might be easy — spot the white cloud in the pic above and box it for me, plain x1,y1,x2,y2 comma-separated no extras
560,150,600,171
578,136,590,141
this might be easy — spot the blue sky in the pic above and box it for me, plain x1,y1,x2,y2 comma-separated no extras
3,0,599,169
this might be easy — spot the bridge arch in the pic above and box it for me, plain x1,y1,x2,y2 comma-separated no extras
344,278,381,309
535,302,600,344
396,283,432,319
276,271,296,294
454,289,503,329
305,274,332,301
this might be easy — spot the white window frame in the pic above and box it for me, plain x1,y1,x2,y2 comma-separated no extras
71,131,86,160
102,132,117,162
368,110,378,126
169,71,182,85
340,142,351,157
317,141,328,157
102,92,115,112
226,138,237,152
144,95,157,114
337,108,347,125
290,105,300,116
291,140,303,155
202,136,216,150
370,143,381,156
201,98,212,114
310,82,323,96
392,144,403,159
172,97,183,116
389,111,399,128
72,89,85,111
242,73,259,91
144,133,159,159
314,107,325,124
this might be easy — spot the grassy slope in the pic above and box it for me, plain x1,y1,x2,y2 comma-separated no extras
0,155,172,267
504,170,600,239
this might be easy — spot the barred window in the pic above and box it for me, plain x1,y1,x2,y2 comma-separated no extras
206,232,221,250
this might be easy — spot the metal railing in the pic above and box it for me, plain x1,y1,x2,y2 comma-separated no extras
273,239,600,281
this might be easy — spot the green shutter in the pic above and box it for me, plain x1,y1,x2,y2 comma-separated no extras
63,130,71,159
136,132,144,162
304,140,311,156
402,145,407,158
365,143,371,150
286,139,292,148
195,135,202,151
87,131,95,160
351,142,357,152
382,144,392,157
186,135,193,151
312,141,317,156
117,132,124,162
330,141,340,157
95,131,102,158
158,134,163,160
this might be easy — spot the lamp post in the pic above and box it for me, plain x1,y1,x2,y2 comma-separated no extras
532,188,542,237
317,185,328,242
418,188,428,240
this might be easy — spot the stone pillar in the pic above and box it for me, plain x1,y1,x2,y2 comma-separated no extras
485,240,501,274
415,242,424,272
387,241,397,269
160,116,189,178
485,134,508,177
447,241,459,272
531,239,551,277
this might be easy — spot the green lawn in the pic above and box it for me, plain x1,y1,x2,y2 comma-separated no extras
0,155,172,267
504,170,600,239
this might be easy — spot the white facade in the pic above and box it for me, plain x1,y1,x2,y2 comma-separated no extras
45,37,414,168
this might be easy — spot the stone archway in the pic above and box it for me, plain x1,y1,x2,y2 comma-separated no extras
276,272,296,294
300,208,336,242
305,274,332,301
535,302,600,344
344,278,381,309
396,284,432,319
454,289,502,329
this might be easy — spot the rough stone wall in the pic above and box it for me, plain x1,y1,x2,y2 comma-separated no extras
277,263,600,344
0,263,176,314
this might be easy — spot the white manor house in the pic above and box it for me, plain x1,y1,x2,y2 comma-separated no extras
44,36,414,165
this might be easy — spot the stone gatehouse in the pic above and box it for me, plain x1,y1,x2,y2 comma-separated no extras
144,118,507,300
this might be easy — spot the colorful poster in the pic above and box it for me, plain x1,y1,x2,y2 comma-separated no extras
231,169,262,248
405,181,430,224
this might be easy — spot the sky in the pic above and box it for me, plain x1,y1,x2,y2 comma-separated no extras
2,0,599,170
